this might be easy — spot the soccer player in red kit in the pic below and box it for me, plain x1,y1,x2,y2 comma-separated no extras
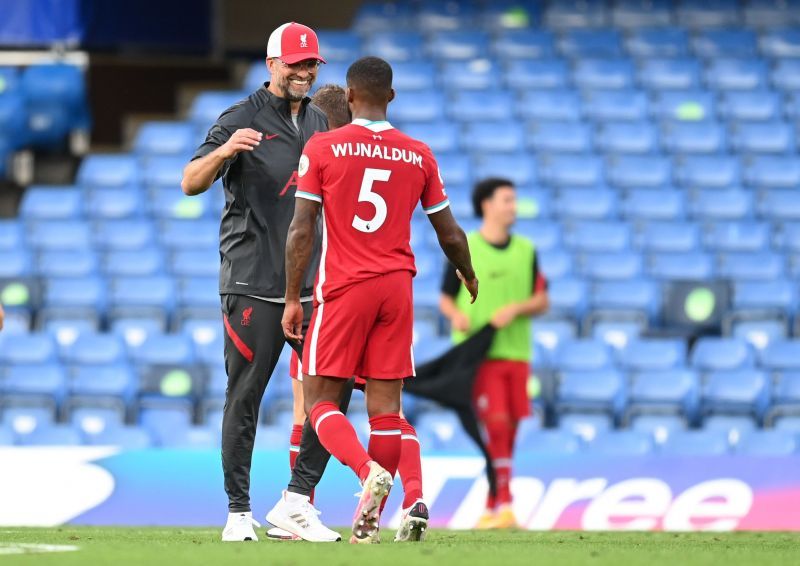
280,56,478,544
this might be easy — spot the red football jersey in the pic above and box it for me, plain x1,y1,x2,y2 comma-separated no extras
296,118,450,302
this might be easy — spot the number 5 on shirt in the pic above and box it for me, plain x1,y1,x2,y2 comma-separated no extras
352,168,391,233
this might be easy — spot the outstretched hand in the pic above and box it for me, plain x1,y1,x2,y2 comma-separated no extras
456,270,479,304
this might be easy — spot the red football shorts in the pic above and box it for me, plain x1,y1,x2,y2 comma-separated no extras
303,270,414,380
473,359,531,421
289,350,302,381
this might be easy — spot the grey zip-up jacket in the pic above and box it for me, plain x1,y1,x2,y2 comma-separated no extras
191,82,327,299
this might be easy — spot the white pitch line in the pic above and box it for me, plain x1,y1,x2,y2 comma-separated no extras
0,543,80,555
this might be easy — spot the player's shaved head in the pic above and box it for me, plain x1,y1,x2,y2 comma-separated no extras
346,56,394,103
312,84,350,129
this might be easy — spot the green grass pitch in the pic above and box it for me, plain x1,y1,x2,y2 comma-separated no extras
1,528,797,565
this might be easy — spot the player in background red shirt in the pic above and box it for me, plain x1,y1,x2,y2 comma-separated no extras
280,57,478,544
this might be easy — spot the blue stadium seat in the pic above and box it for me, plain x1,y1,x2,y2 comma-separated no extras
652,91,715,122
516,221,562,251
731,122,795,155
177,276,218,312
22,64,88,147
159,219,219,250
492,30,555,59
149,188,213,220
362,31,424,62
195,334,223,369
134,121,195,157
621,339,687,372
413,336,451,365
705,59,767,91
0,333,56,364
44,276,107,312
517,188,553,219
556,189,617,220
517,90,581,121
612,1,672,28
759,340,800,373
719,91,781,122
129,333,194,367
745,156,800,189
537,247,573,279
607,156,671,188
554,339,613,372
111,317,167,348
625,27,689,58
36,250,98,279
392,61,436,92
182,318,222,351
676,0,740,28
730,317,788,352
661,121,726,154
86,426,153,449
770,372,800,417
648,251,714,279
582,90,649,121
704,221,770,252
693,29,758,59
28,220,92,250
566,221,630,252
675,156,741,189
3,363,67,403
69,405,126,436
640,59,701,91
171,248,219,278
778,222,800,252
586,430,655,456
637,221,700,256
736,431,798,456
436,153,472,187
70,363,136,401
103,248,166,277
691,338,755,372
717,252,785,281
77,154,139,190
760,28,800,58
532,318,578,352
504,59,569,91
401,122,459,153
20,186,83,220
0,91,26,151
472,154,535,186
703,368,770,421
190,91,248,130
448,91,513,122
703,415,759,440
774,416,800,434
527,121,592,153
630,414,687,443
388,91,445,123
558,28,623,59
62,333,126,366
557,369,626,419
0,427,13,445
462,121,524,153
1,405,55,437
572,59,634,90
595,122,657,155
759,189,800,222
558,413,613,442
591,318,646,350
0,220,24,250
109,276,177,317
771,60,800,92
427,30,489,61
141,155,187,191
519,430,581,455
623,189,686,221
659,430,730,456
440,59,497,90
690,188,753,221
43,316,100,346
315,30,361,63
19,424,82,446
138,405,193,440
93,219,156,251
628,369,700,421
591,279,660,319
547,278,589,319
580,251,642,280
416,412,477,452
538,155,604,188
0,250,33,278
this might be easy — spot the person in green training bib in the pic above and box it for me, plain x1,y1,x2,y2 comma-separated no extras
440,177,549,530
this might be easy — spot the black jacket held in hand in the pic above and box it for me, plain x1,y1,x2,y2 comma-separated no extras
191,82,328,299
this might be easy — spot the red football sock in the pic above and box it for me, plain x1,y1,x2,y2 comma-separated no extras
309,401,372,481
289,424,303,470
398,418,424,509
367,413,402,477
484,417,513,507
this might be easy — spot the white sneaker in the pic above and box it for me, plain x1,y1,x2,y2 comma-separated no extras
266,490,342,542
266,527,301,541
221,511,260,542
394,499,429,542
350,462,393,544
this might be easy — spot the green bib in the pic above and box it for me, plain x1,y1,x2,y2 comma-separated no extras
453,231,534,362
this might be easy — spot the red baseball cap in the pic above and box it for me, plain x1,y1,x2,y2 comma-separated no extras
267,22,326,65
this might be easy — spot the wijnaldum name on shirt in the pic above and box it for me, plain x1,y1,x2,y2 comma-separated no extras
330,142,424,168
